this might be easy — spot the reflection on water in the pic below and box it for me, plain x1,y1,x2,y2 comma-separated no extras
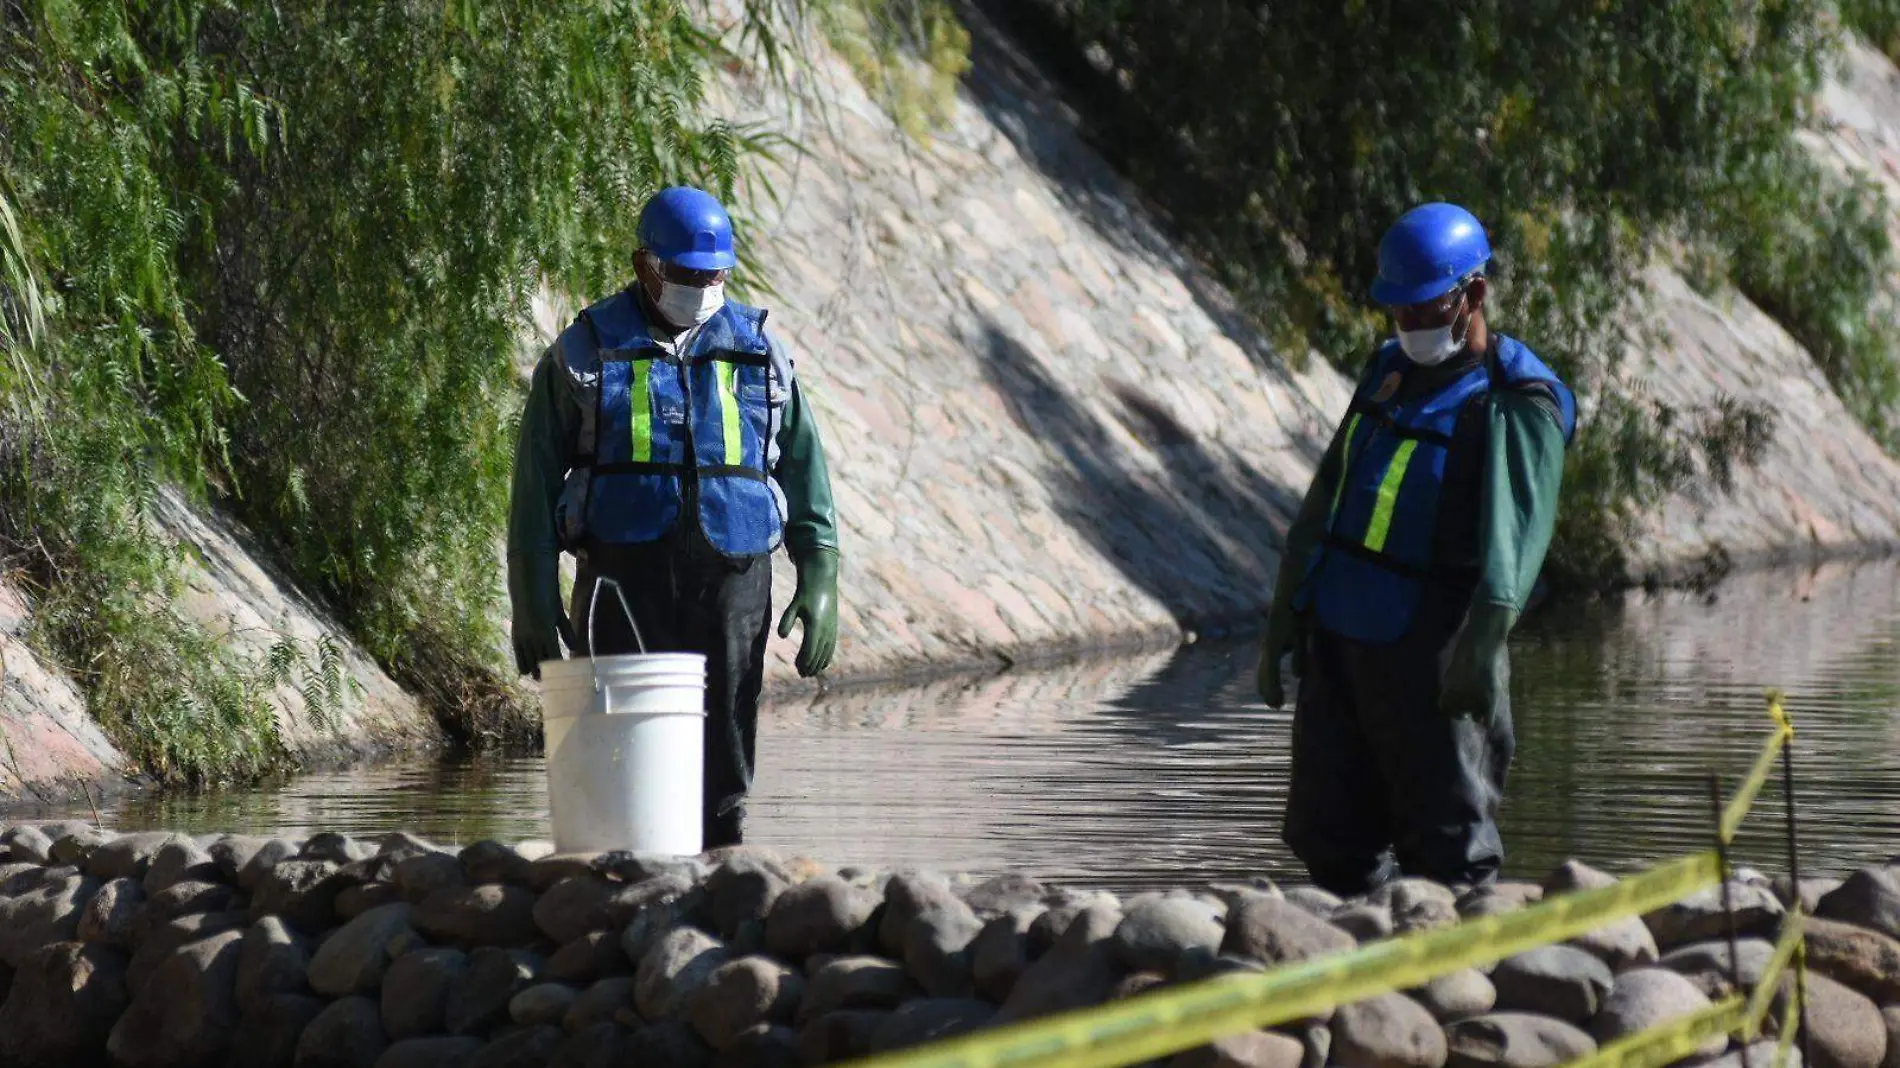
60,559,1900,892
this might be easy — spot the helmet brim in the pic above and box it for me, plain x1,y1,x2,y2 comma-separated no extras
1370,274,1462,307
660,249,737,271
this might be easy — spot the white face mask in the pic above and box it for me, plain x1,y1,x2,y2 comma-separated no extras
1396,295,1469,366
655,280,725,328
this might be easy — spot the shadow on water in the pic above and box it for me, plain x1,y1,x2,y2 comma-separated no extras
974,319,1304,630
32,558,1900,895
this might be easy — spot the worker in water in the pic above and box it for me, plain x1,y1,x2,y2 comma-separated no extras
1256,203,1576,896
507,185,841,849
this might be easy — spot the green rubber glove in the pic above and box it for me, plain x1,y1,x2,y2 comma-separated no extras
1440,601,1516,721
1256,599,1303,709
508,551,565,679
777,548,839,677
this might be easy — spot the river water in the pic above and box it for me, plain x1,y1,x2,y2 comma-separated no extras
76,558,1900,893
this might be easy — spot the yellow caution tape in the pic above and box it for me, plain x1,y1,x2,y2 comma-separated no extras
842,852,1723,1068
1565,998,1746,1068
1743,911,1806,1037
1721,700,1794,844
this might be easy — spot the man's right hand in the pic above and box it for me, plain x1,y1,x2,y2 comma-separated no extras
508,552,565,679
1256,602,1301,709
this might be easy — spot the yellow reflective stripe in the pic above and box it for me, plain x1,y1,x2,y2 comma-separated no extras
1363,439,1417,553
629,361,652,464
1328,413,1362,520
717,361,743,463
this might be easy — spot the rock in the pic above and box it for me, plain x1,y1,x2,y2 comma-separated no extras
134,880,240,941
1175,948,1267,985
563,976,637,1034
83,832,180,882
972,907,1040,1003
206,836,270,884
415,884,541,949
525,854,601,894
961,874,1046,918
797,1010,890,1064
48,827,114,867
800,955,920,1024
378,946,465,1038
232,993,325,1068
77,876,145,948
251,859,349,934
108,929,245,1067
869,998,997,1053
297,832,371,866
620,885,714,965
144,840,221,895
1,824,54,864
1777,876,1845,914
1332,904,1395,942
1588,968,1723,1056
1489,945,1613,1024
548,930,632,984
1820,869,1900,942
996,901,1125,1024
623,1020,712,1067
1111,970,1168,1000
0,867,99,967
444,947,542,1036
1029,889,1117,952
295,995,388,1068
373,1036,485,1068
1658,938,1778,1000
0,941,129,1068
393,852,466,904
634,926,729,1022
1884,1008,1900,1068
509,982,580,1027
878,872,962,955
1542,861,1615,895
237,839,301,892
238,916,312,1014
907,902,986,997
1779,971,1886,1068
1394,898,1460,935
338,882,408,920
1407,969,1496,1022
685,955,804,1049
125,909,249,993
1370,879,1458,912
764,876,879,961
308,903,421,997
705,854,790,940
710,1024,798,1068
375,833,438,861
1113,894,1226,974
1806,916,1900,1004
460,841,534,888
1331,992,1447,1068
536,873,695,946
1222,895,1355,965
1643,881,1785,950
1565,917,1658,971
1169,1029,1306,1068
1704,1041,1805,1068
465,1027,567,1068
592,851,707,887
549,1022,628,1068
1444,1013,1596,1068
1283,887,1345,916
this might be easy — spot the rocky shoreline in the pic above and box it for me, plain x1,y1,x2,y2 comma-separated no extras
0,823,1894,1068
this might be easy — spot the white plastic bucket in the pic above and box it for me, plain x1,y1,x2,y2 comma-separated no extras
539,652,706,856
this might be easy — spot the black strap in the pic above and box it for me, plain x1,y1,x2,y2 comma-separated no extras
1346,399,1457,448
1322,532,1476,585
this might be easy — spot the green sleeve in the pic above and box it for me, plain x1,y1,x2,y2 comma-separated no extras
506,349,579,565
774,377,840,561
1474,390,1568,613
1267,418,1349,617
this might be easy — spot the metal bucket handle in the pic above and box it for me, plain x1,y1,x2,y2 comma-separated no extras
585,576,648,693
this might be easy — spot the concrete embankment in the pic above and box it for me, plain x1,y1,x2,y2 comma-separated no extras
0,823,1894,1067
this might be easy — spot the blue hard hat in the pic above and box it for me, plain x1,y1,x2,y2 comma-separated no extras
638,186,737,271
1370,202,1492,306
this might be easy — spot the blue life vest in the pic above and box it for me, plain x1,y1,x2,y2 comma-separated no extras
553,289,788,558
1296,335,1577,645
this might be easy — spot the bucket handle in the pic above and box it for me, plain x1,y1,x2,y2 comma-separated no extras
585,576,649,693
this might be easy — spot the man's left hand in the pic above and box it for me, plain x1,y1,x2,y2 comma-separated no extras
778,549,840,677
1441,602,1516,721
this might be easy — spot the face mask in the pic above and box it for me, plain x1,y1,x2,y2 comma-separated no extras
1396,295,1468,366
655,280,725,328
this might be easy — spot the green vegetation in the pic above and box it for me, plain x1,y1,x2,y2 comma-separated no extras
0,0,787,782
1842,0,1900,59
987,0,1898,587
